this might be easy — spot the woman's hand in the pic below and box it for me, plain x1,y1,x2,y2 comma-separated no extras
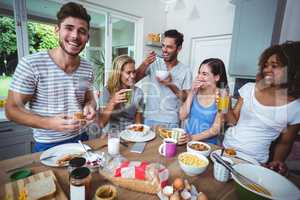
263,161,288,175
191,79,203,93
109,89,128,106
178,133,192,145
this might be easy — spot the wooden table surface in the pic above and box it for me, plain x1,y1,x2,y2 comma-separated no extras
0,134,299,200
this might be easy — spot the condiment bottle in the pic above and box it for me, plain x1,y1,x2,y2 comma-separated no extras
68,157,86,174
70,167,91,200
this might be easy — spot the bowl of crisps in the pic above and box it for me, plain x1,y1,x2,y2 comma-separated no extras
178,152,209,176
126,124,150,136
187,141,211,157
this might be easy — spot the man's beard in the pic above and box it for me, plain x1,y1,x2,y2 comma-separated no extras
59,40,85,57
163,52,177,62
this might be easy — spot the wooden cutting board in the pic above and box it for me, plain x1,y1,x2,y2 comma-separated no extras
1,170,67,200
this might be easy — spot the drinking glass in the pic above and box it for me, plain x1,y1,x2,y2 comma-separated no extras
124,89,133,107
217,87,229,145
107,129,120,156
217,88,229,114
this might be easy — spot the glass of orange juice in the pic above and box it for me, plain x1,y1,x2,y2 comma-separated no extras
217,88,229,114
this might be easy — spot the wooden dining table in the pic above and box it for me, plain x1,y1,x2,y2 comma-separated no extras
0,133,299,200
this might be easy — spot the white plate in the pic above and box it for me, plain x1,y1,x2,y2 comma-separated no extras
120,129,156,142
40,143,91,167
210,149,260,165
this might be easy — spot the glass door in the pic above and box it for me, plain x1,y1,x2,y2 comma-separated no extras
111,17,135,61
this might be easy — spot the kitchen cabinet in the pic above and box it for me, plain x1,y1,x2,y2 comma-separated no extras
228,0,285,78
0,121,34,160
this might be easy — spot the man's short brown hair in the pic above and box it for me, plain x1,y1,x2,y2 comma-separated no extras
57,2,91,29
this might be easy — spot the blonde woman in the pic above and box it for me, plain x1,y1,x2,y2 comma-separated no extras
99,55,144,130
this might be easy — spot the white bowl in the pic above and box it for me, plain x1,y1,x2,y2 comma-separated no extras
126,124,150,136
156,70,169,80
232,164,300,200
178,152,209,176
187,141,211,157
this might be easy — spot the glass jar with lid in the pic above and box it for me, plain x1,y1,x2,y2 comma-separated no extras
68,157,86,174
70,167,91,200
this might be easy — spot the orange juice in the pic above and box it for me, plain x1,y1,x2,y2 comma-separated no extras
217,95,229,113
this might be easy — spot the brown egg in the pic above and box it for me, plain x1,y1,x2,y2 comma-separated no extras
197,192,208,200
173,178,184,191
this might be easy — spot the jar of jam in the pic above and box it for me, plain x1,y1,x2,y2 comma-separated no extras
68,157,86,174
70,167,91,200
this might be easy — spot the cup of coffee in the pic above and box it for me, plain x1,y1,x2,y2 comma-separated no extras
171,128,185,142
158,138,177,158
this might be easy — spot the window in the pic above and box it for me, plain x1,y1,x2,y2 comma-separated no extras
0,0,141,96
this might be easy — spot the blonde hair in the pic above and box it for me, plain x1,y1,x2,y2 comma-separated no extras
107,55,135,94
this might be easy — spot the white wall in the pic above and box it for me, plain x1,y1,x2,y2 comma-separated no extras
280,0,300,43
86,0,236,68
166,0,235,67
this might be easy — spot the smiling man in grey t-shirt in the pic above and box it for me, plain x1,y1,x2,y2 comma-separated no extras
5,2,96,151
135,29,192,128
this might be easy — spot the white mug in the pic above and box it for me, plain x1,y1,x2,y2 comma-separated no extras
213,156,233,182
171,128,185,142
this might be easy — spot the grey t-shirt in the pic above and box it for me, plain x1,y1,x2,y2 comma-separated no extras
10,52,93,143
99,86,144,130
144,58,192,124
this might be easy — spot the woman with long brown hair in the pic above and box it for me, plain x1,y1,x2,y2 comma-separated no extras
178,58,228,144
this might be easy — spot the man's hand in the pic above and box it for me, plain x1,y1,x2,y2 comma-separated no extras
83,103,96,121
143,51,156,66
48,115,81,134
156,74,172,86
263,161,288,175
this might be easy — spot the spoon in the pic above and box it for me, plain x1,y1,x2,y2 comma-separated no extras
78,140,92,161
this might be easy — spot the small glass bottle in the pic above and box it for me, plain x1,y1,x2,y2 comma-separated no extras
70,167,91,200
68,157,86,174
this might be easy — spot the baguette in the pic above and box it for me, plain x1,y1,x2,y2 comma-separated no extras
26,177,56,200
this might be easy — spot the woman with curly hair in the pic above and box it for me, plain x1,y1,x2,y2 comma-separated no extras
223,41,300,174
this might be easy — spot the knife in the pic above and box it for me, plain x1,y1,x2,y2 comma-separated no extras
40,155,57,161
232,155,252,164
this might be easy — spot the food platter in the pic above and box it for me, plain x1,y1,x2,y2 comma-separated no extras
40,143,91,167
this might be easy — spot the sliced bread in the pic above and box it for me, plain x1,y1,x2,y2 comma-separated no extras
26,176,56,200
